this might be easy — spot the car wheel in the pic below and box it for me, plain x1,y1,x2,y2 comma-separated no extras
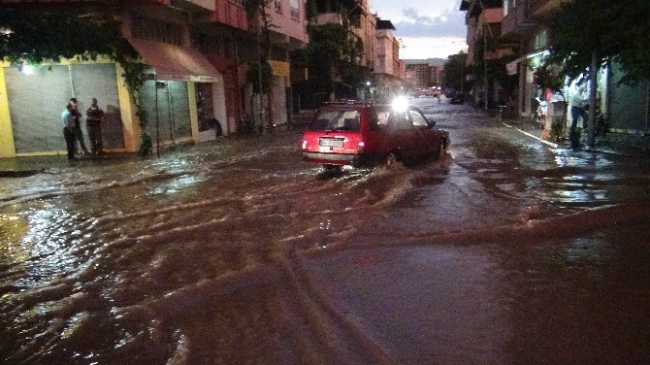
385,152,398,168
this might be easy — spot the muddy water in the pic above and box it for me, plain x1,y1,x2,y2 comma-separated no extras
1,102,649,364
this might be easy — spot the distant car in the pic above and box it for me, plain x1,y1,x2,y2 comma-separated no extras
301,100,450,170
449,93,465,105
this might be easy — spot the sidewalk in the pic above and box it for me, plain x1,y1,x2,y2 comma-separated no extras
0,111,317,177
0,153,137,177
502,115,650,157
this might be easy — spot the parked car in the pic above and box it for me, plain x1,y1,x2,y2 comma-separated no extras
301,100,450,169
449,93,465,105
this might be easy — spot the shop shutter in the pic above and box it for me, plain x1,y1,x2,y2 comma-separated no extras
5,65,71,154
70,64,124,149
140,80,191,146
5,63,123,154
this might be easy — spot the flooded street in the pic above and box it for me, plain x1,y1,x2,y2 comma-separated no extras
1,99,649,364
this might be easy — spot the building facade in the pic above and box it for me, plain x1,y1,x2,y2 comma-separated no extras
461,0,650,134
0,0,313,158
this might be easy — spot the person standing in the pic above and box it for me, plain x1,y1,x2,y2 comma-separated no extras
61,104,77,160
86,98,105,155
69,98,89,155
570,87,587,130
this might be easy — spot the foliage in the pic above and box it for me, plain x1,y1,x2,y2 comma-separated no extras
304,0,362,27
532,63,563,92
0,7,152,156
443,52,467,92
246,60,273,94
304,22,365,97
549,117,565,142
540,0,650,85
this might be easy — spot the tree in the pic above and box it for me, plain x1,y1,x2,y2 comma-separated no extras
540,0,650,147
304,23,368,100
243,0,274,132
443,52,467,93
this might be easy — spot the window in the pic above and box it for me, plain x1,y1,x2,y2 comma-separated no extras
132,16,182,45
290,0,300,20
409,110,429,127
275,0,282,13
309,109,360,131
533,30,548,51
229,0,244,6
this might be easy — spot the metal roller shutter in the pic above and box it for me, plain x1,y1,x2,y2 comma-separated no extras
70,64,124,149
140,80,191,146
5,63,123,154
5,65,71,154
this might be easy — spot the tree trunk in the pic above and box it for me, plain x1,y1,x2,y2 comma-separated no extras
587,51,598,148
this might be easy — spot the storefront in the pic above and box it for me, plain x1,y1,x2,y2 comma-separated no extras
0,39,226,159
127,38,227,148
0,60,126,158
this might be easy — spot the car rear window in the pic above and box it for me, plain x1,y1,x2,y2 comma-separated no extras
308,109,361,132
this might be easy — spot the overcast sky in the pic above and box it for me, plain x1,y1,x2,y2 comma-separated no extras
369,0,468,60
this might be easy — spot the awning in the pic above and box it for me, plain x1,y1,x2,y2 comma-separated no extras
127,38,221,82
506,50,549,75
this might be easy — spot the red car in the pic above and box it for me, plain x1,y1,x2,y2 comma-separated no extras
301,100,449,169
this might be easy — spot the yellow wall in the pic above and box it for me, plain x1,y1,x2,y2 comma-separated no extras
115,63,140,153
0,67,16,158
187,82,200,144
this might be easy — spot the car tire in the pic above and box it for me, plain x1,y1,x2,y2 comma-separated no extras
385,152,398,168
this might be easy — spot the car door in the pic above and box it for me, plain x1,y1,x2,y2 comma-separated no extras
407,108,440,157
385,110,413,157
362,105,391,156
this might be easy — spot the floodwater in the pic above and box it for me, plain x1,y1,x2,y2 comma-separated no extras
1,99,649,364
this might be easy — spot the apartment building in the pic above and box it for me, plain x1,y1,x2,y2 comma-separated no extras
369,18,405,98
304,0,404,101
404,64,432,91
460,0,649,134
460,0,515,108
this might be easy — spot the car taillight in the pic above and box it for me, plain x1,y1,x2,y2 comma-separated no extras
357,141,365,153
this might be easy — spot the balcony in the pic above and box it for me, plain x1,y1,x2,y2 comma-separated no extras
501,0,562,39
170,0,215,12
313,13,343,26
501,2,536,39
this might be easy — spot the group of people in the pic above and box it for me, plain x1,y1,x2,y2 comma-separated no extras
61,97,104,160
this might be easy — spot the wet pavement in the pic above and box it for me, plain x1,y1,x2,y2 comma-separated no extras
1,111,647,176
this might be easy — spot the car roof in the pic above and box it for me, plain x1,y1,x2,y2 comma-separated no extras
319,100,390,108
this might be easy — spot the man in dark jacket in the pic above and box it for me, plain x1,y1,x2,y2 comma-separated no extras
86,98,105,155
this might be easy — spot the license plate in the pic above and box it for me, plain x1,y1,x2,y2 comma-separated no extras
319,138,343,148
